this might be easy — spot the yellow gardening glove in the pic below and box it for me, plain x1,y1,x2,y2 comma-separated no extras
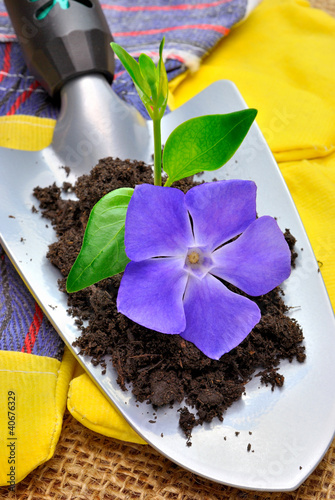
68,363,146,444
1,0,334,469
0,348,75,486
0,246,76,487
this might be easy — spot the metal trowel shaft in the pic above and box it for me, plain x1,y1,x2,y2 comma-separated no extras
4,0,152,172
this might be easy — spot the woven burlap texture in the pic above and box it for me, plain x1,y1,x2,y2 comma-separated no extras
0,0,334,498
310,0,335,16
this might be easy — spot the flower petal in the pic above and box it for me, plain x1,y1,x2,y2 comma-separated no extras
125,184,193,261
181,274,261,360
185,180,257,251
211,216,291,296
117,257,188,334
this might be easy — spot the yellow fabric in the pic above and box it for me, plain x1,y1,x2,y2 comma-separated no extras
280,154,335,304
1,0,334,459
0,348,75,486
0,115,55,150
171,0,335,164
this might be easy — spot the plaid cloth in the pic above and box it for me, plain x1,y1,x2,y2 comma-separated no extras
0,0,254,359
0,248,64,359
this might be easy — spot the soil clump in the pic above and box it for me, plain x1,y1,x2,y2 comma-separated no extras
34,157,306,442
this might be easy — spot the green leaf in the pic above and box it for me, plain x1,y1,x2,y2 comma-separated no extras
66,188,133,293
157,37,168,116
110,42,151,105
139,53,158,102
163,109,257,186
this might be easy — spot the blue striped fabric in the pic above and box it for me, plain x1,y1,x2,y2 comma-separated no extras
0,249,64,359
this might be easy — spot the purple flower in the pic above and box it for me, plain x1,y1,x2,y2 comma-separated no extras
117,181,291,360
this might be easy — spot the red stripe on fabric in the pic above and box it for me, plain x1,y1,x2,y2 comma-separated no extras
102,0,232,12
163,53,186,63
21,303,43,354
0,12,8,16
114,70,126,79
6,80,40,116
114,24,230,37
0,43,11,84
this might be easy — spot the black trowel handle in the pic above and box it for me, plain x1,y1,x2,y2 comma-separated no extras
4,0,115,97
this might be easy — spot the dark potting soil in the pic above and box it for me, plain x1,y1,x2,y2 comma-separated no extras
33,157,306,443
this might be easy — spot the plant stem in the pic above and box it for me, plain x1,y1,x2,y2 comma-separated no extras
153,116,162,186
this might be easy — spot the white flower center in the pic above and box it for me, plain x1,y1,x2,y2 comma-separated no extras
184,247,213,279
